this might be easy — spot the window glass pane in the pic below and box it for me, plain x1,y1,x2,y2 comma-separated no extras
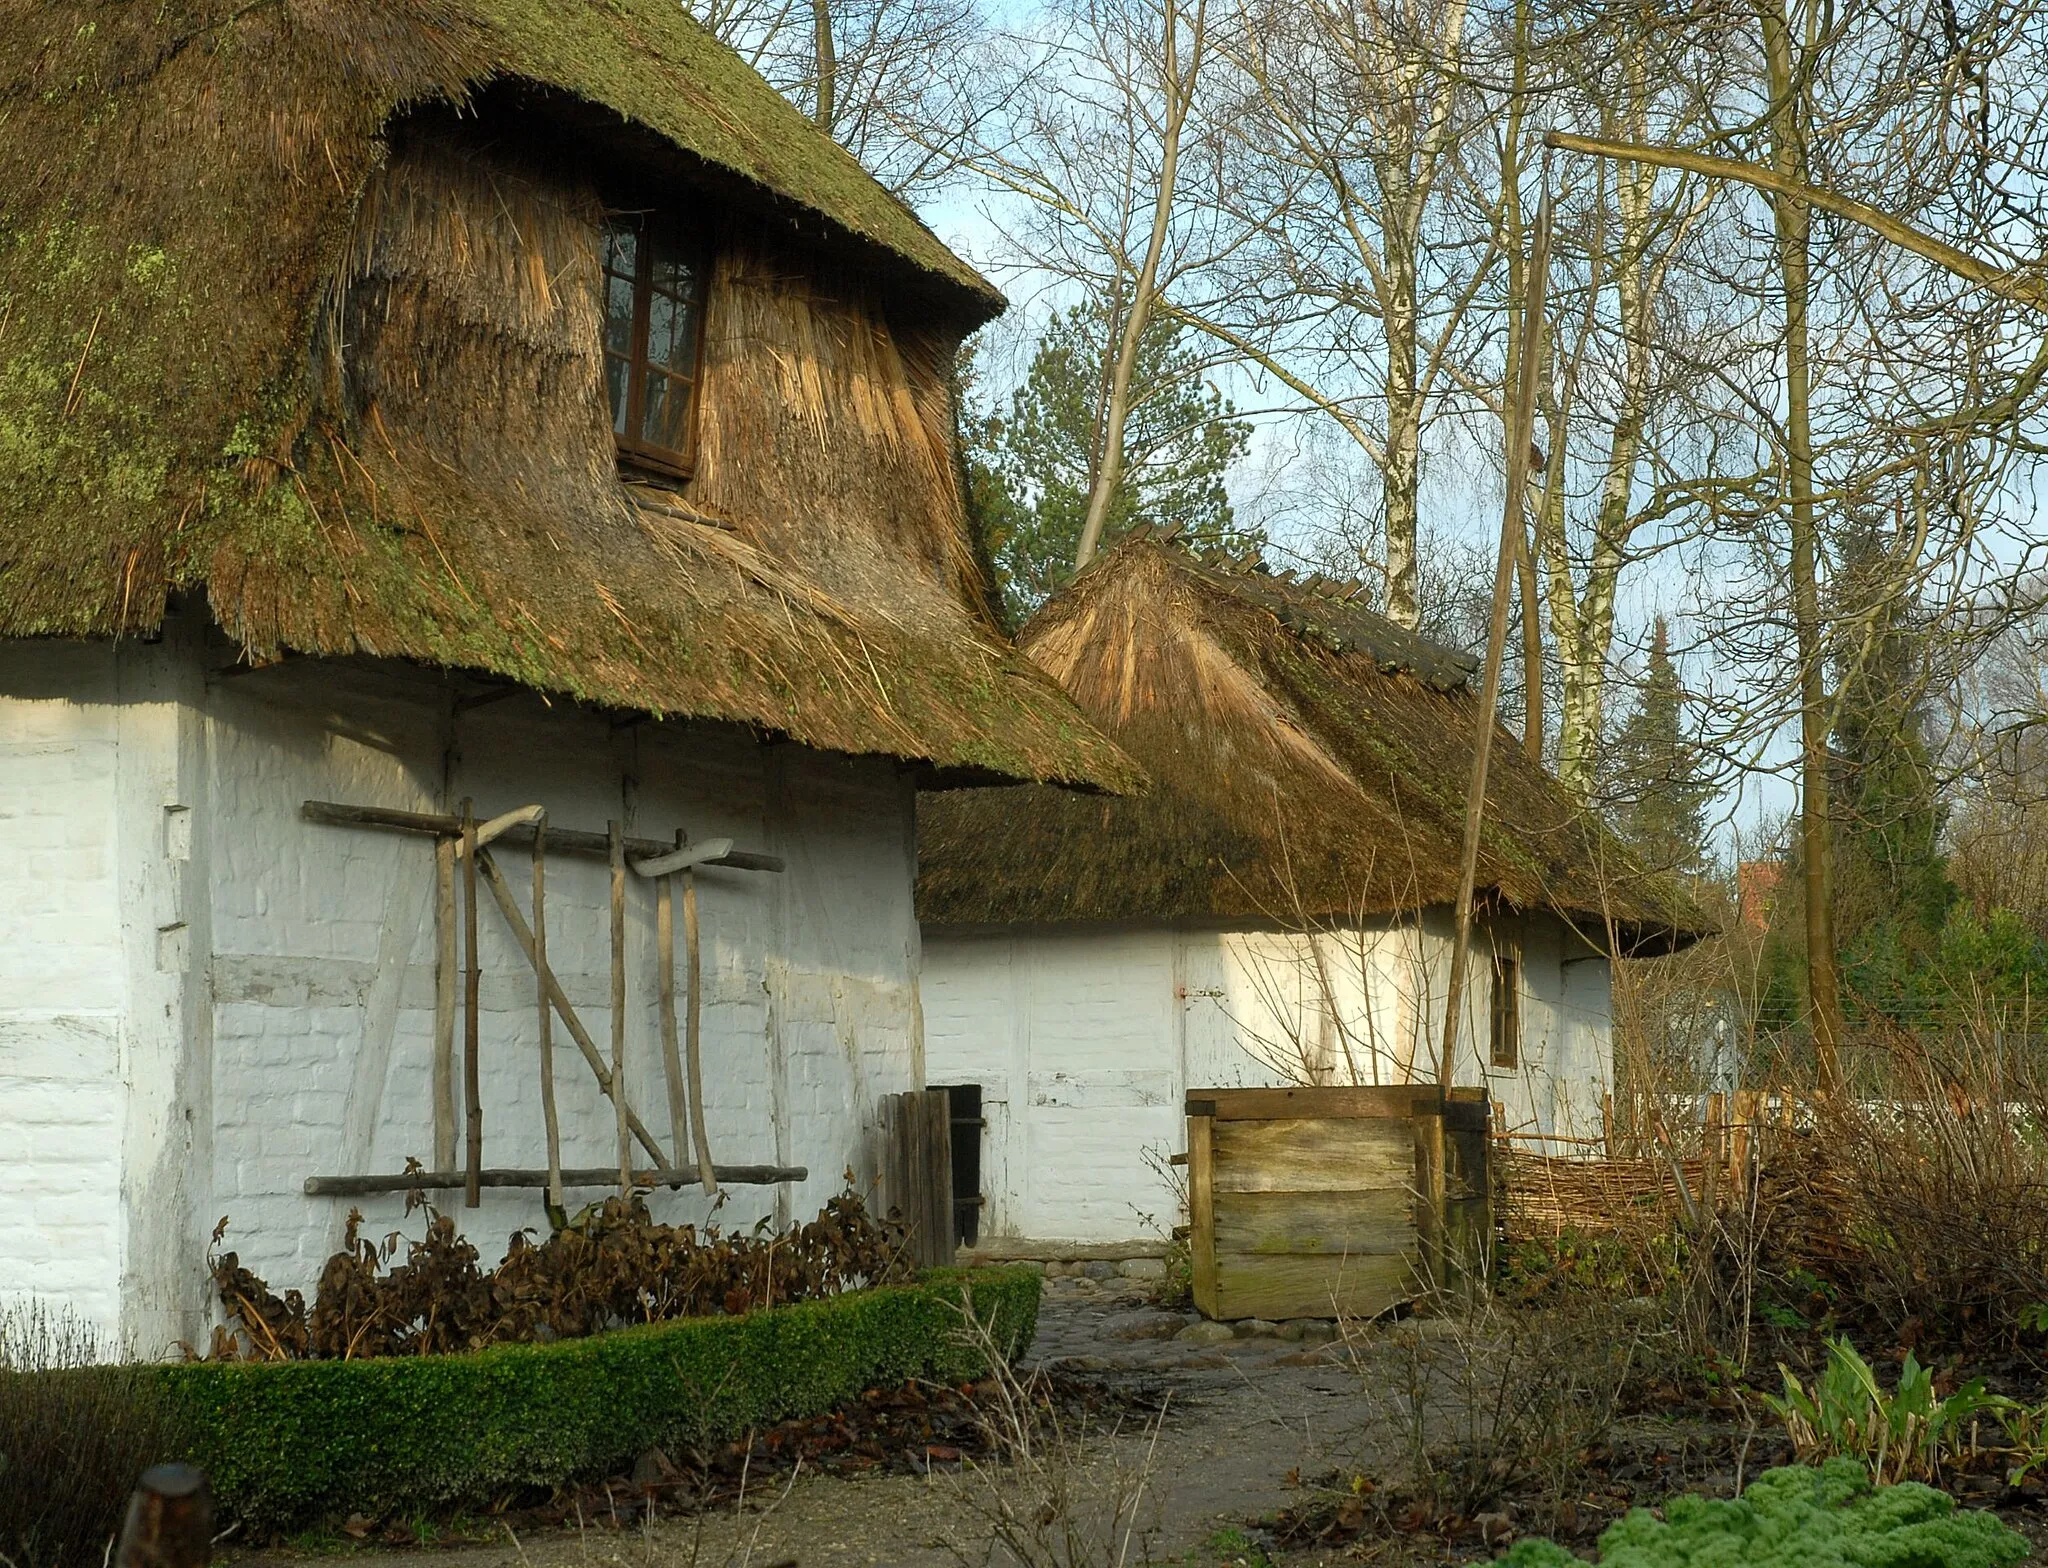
650,244,697,299
650,288,700,376
640,369,691,451
603,221,637,279
604,270,637,360
647,290,680,368
605,354,632,435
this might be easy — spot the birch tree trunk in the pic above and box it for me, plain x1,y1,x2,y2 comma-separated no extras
1074,0,1206,569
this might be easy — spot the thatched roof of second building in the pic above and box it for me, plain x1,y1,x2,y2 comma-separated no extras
918,532,1710,953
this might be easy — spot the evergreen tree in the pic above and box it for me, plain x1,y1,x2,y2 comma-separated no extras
1605,618,1714,877
1827,513,1955,1011
966,302,1256,624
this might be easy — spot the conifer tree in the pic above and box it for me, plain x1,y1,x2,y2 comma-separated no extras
966,303,1255,624
1827,513,1954,1008
1606,617,1713,878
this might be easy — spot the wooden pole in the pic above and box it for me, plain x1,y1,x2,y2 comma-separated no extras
1702,1092,1724,1215
683,866,716,1195
1440,182,1552,1090
462,798,482,1209
610,820,631,1198
117,1463,212,1568
300,801,784,872
535,815,563,1218
657,832,689,1169
305,1164,807,1196
472,848,673,1168
432,837,457,1170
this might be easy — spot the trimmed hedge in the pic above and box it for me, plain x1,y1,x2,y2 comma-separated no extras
158,1267,1038,1530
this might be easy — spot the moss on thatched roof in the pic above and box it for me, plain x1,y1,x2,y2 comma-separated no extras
917,531,1712,952
0,1,1140,789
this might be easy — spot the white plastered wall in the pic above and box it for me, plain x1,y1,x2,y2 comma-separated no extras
922,911,1614,1245
0,621,924,1356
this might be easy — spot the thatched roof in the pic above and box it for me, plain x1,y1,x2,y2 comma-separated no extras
0,1,1137,790
918,531,1712,953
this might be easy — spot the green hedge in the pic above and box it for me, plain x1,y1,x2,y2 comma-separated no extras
157,1267,1038,1530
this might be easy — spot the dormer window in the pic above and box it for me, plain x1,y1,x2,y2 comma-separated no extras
602,214,708,477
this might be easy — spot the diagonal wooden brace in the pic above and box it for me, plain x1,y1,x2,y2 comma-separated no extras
474,848,673,1173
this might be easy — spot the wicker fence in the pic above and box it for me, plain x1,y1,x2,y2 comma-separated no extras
1497,1089,1802,1240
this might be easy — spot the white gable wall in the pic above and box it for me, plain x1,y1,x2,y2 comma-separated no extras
923,912,1613,1245
1,622,924,1355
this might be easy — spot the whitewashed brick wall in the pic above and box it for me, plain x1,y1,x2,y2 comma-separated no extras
923,910,1616,1244
0,631,925,1354
0,643,127,1337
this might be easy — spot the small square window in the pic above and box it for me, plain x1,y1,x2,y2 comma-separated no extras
601,213,707,476
1490,953,1520,1070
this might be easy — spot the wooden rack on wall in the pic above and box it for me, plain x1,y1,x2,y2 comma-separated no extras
298,798,796,1210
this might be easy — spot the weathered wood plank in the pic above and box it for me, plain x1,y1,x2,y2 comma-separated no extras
1211,1249,1418,1322
1187,1085,1490,1127
1210,1117,1414,1193
1188,1114,1218,1318
923,1087,955,1268
306,1165,805,1196
1212,1189,1415,1257
301,800,785,872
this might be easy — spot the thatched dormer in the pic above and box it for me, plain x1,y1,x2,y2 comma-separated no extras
0,0,1136,789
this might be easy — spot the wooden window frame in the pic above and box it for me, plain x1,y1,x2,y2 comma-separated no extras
602,213,710,480
1489,951,1521,1070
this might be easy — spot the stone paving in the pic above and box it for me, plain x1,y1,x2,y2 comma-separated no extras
1022,1266,1347,1378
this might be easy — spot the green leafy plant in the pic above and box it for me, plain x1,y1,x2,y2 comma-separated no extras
1761,1336,2002,1485
1503,1459,2028,1568
1990,1398,2048,1487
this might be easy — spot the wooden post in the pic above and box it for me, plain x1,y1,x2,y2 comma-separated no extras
657,832,689,1170
1702,1092,1724,1215
610,821,631,1198
462,798,482,1210
1731,1088,1756,1185
1186,1108,1217,1318
471,849,672,1167
1414,1107,1448,1295
924,1087,955,1266
433,838,457,1171
534,816,563,1217
117,1464,212,1568
683,865,716,1195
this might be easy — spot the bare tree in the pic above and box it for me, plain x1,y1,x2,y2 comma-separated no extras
686,0,996,198
1187,0,1489,628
